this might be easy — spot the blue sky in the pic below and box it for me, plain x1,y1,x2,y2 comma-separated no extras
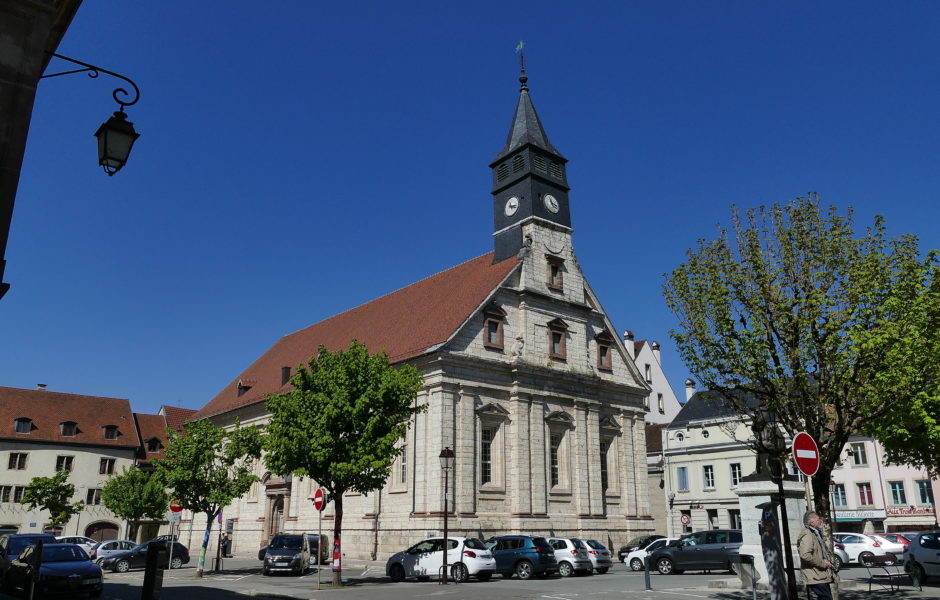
3,2,939,415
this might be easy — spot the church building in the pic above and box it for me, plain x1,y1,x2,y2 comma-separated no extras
190,67,654,559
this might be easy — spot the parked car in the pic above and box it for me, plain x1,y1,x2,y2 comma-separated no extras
626,537,677,571
261,533,310,575
832,533,889,566
386,536,495,582
0,533,57,585
618,535,664,562
581,539,613,574
648,529,743,575
484,535,557,580
88,540,136,565
832,542,849,572
870,534,906,560
100,541,189,572
880,532,915,547
547,537,593,577
4,543,102,598
55,536,98,554
306,534,330,565
902,530,940,583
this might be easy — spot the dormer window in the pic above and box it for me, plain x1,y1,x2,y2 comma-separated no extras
103,425,119,440
60,421,77,437
547,318,568,360
146,438,162,453
14,418,31,435
236,379,254,397
546,255,564,291
595,330,614,371
482,304,507,351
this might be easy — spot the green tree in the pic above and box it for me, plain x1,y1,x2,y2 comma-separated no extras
101,467,171,540
663,194,939,525
22,470,83,527
264,340,424,587
152,419,262,577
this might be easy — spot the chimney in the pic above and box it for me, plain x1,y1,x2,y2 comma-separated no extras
37,383,47,391
622,330,635,359
684,378,696,402
651,341,661,365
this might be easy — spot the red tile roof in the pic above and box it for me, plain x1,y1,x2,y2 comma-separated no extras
161,406,196,432
133,413,167,461
0,386,139,448
645,423,666,454
194,253,519,420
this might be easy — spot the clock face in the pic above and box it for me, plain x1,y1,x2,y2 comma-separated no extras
504,196,520,217
544,194,560,214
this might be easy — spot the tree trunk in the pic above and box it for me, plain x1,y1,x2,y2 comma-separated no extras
332,493,344,587
811,467,839,600
196,512,213,578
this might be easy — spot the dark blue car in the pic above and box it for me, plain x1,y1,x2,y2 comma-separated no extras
5,542,103,598
0,533,57,586
484,535,558,579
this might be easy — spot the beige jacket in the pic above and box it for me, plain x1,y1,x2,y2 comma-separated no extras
797,526,834,584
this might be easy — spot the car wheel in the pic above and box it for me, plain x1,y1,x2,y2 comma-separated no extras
451,562,469,583
832,555,842,572
515,560,534,580
657,558,674,575
883,553,897,566
630,558,643,571
389,563,405,582
729,561,738,575
170,557,183,569
477,572,492,582
116,559,130,573
859,552,875,567
262,566,270,576
596,567,609,574
558,561,574,577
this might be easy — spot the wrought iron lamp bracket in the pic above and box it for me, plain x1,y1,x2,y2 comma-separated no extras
41,53,140,111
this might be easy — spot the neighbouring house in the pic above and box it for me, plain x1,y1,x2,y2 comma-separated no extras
187,70,655,560
622,332,683,425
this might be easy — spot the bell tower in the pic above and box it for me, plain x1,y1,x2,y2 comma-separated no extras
490,60,571,263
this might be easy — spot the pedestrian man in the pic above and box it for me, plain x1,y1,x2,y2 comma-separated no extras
797,510,835,600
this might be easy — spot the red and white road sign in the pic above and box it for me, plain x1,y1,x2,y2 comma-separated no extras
792,432,820,476
314,488,326,512
680,514,691,525
169,498,183,513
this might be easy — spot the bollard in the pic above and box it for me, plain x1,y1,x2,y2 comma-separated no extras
644,555,652,590
141,541,167,600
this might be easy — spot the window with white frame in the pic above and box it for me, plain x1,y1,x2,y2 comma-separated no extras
481,427,494,484
8,453,27,470
657,393,664,414
677,466,689,492
644,364,652,383
832,483,847,507
99,458,115,475
85,488,102,505
55,456,73,472
857,482,874,506
60,421,77,437
889,481,906,505
399,443,407,485
550,432,562,488
703,465,715,489
14,418,31,434
730,463,742,487
917,480,935,505
850,442,868,466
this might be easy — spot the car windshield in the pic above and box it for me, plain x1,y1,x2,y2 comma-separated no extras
270,535,303,550
571,539,586,549
43,545,89,562
464,538,487,550
585,540,605,550
9,537,52,556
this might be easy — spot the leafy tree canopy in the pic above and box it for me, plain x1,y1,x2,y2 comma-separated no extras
663,195,939,508
22,470,83,526
101,467,170,538
264,340,424,585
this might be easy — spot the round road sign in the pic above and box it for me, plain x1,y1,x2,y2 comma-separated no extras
314,488,326,512
680,514,690,525
792,432,820,476
169,498,183,513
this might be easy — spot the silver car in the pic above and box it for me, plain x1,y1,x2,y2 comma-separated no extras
547,537,593,577
55,535,97,554
581,539,613,574
88,539,136,565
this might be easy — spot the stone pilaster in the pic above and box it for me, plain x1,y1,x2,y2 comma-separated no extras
574,402,592,516
455,386,475,516
530,394,548,515
633,417,650,516
510,386,532,516
621,412,638,517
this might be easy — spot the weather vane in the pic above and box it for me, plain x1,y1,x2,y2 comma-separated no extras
515,40,527,90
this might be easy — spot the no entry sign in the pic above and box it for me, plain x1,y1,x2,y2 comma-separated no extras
792,432,820,476
314,488,326,512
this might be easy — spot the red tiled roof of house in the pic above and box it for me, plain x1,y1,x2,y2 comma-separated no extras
0,386,139,448
161,406,196,432
194,252,519,421
645,423,666,454
133,413,168,461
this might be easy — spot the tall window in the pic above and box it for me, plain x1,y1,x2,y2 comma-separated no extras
55,456,73,472
889,481,907,505
857,482,874,506
86,489,102,505
99,458,115,475
482,305,506,351
677,466,689,492
13,486,25,503
644,364,652,383
8,453,27,470
550,433,561,487
728,509,742,529
481,427,494,485
850,442,868,466
14,418,31,434
657,393,664,414
546,256,564,290
917,480,935,505
547,319,568,360
703,465,715,489
60,421,77,437
399,444,407,484
595,330,613,371
832,483,847,507
600,441,609,492
0,486,10,503
730,463,742,487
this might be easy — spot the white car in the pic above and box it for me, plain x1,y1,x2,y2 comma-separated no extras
902,530,940,583
870,534,905,560
55,535,97,554
832,533,888,566
625,537,677,571
386,536,495,583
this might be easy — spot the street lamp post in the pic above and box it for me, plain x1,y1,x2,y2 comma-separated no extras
439,447,455,585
